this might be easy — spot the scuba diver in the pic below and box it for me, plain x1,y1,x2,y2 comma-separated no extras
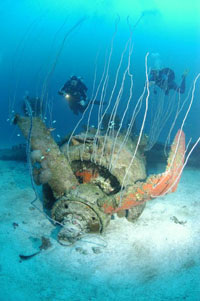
58,76,88,115
58,75,106,115
149,68,188,95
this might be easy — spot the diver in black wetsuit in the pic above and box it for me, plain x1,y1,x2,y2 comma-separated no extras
149,68,188,95
58,76,88,115
58,75,106,115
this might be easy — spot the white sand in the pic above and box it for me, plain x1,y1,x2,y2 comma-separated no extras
0,160,200,301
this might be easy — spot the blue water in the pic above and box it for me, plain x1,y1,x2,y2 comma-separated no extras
1,0,199,145
0,1,200,300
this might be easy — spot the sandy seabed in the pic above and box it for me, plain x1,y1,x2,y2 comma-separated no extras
0,160,200,301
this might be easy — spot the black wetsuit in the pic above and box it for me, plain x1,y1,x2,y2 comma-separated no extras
62,78,87,100
59,77,88,115
150,68,186,95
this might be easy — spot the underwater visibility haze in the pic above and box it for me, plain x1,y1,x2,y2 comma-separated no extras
0,0,200,300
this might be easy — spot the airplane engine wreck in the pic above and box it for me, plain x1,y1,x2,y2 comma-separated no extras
15,115,185,245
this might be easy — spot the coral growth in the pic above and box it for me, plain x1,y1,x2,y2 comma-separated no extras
75,170,98,184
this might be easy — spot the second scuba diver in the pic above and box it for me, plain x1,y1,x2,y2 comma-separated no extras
149,68,188,95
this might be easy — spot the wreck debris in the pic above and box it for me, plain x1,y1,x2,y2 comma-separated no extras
15,114,186,245
19,236,52,261
170,216,187,225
